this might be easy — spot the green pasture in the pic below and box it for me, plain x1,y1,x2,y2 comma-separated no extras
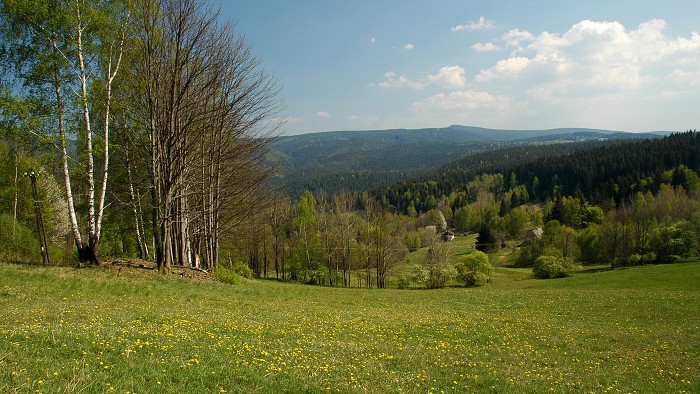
1,261,698,393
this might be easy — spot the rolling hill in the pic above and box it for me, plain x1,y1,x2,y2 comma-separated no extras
270,125,670,197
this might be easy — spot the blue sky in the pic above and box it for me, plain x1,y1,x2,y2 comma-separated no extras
221,1,700,135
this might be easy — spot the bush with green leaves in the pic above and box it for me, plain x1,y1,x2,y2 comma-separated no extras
308,269,328,285
456,250,492,286
214,267,246,285
411,263,456,289
0,213,40,262
403,232,422,252
532,254,579,279
218,258,253,279
411,264,429,287
626,252,657,266
649,222,697,264
428,263,457,289
395,274,411,289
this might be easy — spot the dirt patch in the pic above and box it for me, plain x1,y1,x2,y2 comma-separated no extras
172,265,213,281
101,259,214,281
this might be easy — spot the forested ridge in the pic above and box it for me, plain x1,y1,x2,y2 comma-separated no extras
280,141,518,197
272,126,667,197
376,132,699,215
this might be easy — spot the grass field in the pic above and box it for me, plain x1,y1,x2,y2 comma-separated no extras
1,261,699,393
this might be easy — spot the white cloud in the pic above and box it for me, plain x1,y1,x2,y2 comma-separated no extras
452,16,495,31
475,57,531,82
397,18,700,132
643,90,684,100
503,29,536,48
471,42,501,52
375,66,466,90
427,66,466,89
360,18,699,133
411,90,509,112
316,111,330,118
369,37,376,44
667,69,700,87
475,18,700,93
404,43,415,50
376,71,425,90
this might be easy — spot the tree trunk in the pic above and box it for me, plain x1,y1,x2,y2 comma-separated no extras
125,146,148,259
52,37,86,260
75,3,100,263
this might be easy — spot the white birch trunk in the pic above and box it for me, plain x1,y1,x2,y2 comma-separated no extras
75,2,97,255
96,39,124,241
53,38,84,249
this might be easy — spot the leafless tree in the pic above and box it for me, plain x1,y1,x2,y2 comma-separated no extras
128,0,280,272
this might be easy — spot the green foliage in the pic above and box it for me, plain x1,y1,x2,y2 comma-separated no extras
516,234,543,267
406,203,418,218
427,263,457,289
307,269,328,285
410,263,456,289
583,205,605,225
403,232,422,252
395,274,411,289
649,222,697,264
219,259,253,281
532,254,579,279
376,132,699,221
456,250,492,286
213,266,246,285
453,205,481,232
626,252,657,266
0,213,39,261
410,264,429,287
503,206,530,238
577,225,602,264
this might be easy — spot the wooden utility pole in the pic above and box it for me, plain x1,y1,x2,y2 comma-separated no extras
26,171,50,265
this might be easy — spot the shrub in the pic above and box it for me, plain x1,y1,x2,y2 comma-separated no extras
626,252,657,266
0,214,40,262
214,267,246,285
308,269,327,285
232,259,254,279
649,222,697,264
456,250,492,286
215,258,253,285
411,265,429,287
532,255,579,279
404,232,422,252
396,274,411,289
427,264,457,289
411,263,456,289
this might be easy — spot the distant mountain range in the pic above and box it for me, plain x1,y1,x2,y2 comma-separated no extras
270,125,674,197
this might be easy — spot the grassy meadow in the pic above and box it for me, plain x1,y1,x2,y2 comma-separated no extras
1,261,699,393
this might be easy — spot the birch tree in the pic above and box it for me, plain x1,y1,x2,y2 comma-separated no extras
0,0,131,263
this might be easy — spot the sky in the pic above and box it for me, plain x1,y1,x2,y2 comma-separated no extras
221,1,700,135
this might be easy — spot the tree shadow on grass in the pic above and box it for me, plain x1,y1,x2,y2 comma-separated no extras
577,265,612,274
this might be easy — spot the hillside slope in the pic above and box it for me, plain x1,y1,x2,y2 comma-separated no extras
271,125,668,196
375,131,699,214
